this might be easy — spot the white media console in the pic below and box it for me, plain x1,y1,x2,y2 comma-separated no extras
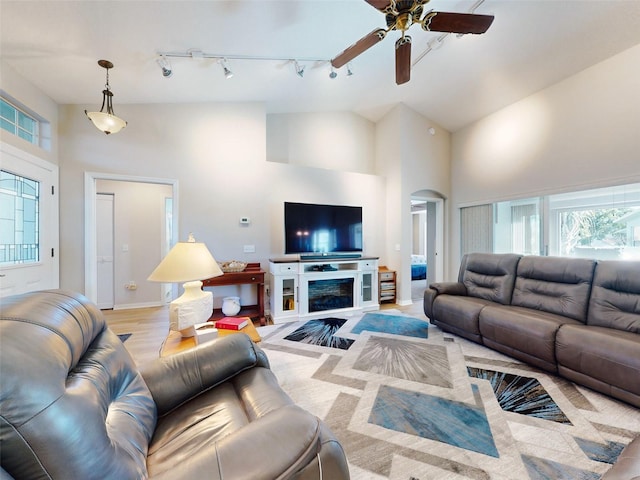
268,257,379,324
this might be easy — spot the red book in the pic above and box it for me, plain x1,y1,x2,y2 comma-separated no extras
214,317,249,331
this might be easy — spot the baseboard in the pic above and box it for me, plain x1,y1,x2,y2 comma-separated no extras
113,301,165,311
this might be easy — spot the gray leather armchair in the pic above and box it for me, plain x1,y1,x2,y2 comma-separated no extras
0,290,349,479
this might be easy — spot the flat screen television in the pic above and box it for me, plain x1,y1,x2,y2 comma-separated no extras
284,202,363,256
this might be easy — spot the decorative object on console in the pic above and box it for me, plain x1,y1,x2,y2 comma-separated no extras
221,296,241,316
215,316,249,331
147,233,222,337
219,260,247,272
84,60,127,134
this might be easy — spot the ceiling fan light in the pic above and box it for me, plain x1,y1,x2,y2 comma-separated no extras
294,61,305,78
329,66,337,79
346,63,354,77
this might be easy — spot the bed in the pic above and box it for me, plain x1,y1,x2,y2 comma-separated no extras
411,254,427,280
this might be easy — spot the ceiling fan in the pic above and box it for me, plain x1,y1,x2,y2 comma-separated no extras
331,0,494,85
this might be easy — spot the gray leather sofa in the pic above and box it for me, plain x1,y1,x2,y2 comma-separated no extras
424,253,640,407
0,290,350,479
424,253,640,479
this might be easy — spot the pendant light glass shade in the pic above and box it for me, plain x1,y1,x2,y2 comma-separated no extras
85,60,127,135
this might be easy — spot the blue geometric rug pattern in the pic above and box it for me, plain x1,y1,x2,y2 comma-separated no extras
117,333,132,343
260,310,639,480
370,384,499,458
350,311,429,338
284,317,354,350
467,366,572,424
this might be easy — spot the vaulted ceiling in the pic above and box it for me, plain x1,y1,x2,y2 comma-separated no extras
1,0,639,131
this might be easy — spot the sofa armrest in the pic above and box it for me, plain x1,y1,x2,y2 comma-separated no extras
141,333,269,416
430,282,468,296
423,282,467,319
150,405,324,480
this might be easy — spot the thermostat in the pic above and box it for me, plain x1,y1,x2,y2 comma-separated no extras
240,217,250,225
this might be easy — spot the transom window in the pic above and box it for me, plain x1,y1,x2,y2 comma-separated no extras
0,170,40,264
1,97,39,145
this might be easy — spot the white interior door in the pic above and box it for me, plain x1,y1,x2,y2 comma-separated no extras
96,193,114,309
0,142,59,297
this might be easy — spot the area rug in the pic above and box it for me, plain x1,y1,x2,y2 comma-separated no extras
259,310,640,480
117,333,132,343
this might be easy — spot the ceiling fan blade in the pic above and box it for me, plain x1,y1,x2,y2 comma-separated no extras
395,36,411,85
331,28,387,68
422,12,494,34
364,0,393,12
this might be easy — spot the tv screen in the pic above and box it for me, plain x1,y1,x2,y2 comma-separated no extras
284,202,363,255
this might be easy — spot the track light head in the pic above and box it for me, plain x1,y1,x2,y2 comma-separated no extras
220,59,233,79
294,61,305,78
156,55,172,78
346,63,354,77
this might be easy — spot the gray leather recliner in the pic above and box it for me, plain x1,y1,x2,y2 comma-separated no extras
0,290,350,479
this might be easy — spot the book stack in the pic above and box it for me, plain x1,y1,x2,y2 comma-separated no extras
214,317,249,331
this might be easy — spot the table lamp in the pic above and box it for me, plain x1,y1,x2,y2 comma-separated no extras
148,233,223,337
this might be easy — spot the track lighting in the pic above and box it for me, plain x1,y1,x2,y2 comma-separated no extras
220,59,233,79
84,60,127,135
156,55,172,78
156,50,350,81
346,63,354,77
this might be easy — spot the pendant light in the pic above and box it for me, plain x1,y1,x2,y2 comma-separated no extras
85,60,127,135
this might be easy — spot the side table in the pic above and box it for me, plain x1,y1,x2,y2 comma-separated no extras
201,262,266,325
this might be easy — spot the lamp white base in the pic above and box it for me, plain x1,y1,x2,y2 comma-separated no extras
169,280,213,338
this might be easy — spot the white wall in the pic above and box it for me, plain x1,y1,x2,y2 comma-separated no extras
58,102,387,306
376,104,450,303
0,60,58,164
267,112,375,174
449,44,640,276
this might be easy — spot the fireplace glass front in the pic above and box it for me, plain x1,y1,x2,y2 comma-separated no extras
308,277,354,312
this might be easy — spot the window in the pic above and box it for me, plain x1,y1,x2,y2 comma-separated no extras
0,170,40,264
460,183,640,261
1,97,39,145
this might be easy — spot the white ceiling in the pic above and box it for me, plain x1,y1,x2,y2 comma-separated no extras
1,0,639,131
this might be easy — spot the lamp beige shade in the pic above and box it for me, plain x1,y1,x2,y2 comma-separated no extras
148,236,223,283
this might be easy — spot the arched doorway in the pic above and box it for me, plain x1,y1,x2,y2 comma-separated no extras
410,190,444,301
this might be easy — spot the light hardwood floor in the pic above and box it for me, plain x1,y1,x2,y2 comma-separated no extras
103,300,427,367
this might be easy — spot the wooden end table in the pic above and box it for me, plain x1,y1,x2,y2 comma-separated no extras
201,262,266,326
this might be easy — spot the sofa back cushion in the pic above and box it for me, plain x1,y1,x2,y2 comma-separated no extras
512,256,596,322
587,260,640,333
460,253,522,305
0,290,157,480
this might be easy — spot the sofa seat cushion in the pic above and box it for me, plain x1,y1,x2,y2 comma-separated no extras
479,305,582,372
432,295,496,342
148,366,294,473
556,324,640,407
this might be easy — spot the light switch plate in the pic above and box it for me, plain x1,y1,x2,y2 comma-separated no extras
243,244,256,253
